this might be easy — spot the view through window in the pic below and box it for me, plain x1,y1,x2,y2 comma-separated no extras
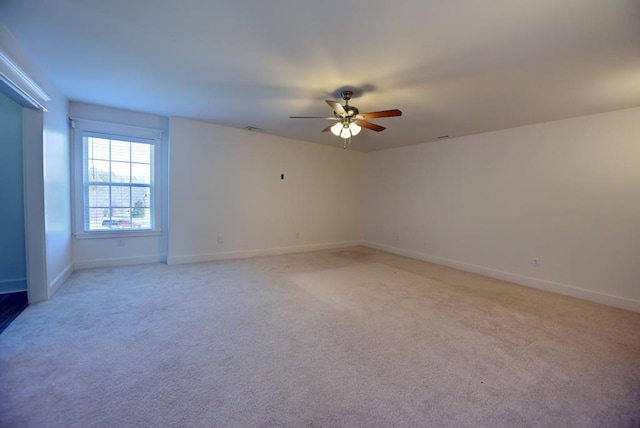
84,135,154,231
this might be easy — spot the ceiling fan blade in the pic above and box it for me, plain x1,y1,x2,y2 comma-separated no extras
321,125,334,132
290,116,340,120
325,100,347,117
356,109,402,119
356,120,386,132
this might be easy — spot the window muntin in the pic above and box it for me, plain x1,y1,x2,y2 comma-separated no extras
83,134,154,231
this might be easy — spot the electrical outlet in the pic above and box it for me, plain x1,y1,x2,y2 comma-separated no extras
117,239,125,247
532,258,540,267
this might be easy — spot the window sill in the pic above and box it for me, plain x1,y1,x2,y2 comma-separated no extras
74,230,162,240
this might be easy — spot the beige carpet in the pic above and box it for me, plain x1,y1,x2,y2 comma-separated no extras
1,246,639,427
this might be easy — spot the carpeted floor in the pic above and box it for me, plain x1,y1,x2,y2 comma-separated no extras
1,246,639,427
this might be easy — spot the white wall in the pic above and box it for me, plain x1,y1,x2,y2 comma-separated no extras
168,117,364,264
1,23,71,300
69,102,169,269
364,107,640,312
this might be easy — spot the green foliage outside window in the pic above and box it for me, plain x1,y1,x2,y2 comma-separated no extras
132,199,145,218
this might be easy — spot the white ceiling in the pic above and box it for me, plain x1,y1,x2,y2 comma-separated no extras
1,0,639,151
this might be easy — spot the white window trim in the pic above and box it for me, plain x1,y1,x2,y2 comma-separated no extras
71,118,163,239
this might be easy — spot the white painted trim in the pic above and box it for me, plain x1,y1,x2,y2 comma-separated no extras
1,43,54,304
363,241,640,313
0,50,50,105
0,278,28,294
74,255,166,270
22,107,48,304
74,230,162,240
0,73,44,110
48,263,73,296
167,241,362,265
69,117,163,140
70,118,164,237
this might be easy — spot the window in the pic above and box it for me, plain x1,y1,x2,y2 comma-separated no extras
84,135,153,231
72,119,163,237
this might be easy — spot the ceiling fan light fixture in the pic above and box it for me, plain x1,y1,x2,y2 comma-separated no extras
332,121,360,139
330,122,343,136
339,125,351,139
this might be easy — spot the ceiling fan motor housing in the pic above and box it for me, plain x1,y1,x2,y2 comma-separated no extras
341,90,354,101
343,105,359,117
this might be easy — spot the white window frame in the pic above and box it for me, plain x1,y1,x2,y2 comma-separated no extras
71,118,163,239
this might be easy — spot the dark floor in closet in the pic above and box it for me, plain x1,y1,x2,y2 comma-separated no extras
0,292,28,334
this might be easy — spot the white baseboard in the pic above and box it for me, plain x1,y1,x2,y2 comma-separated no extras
364,241,640,313
48,263,73,298
167,241,362,265
74,255,166,270
0,278,27,294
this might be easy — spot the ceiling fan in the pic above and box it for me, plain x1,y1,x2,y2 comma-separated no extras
290,90,402,148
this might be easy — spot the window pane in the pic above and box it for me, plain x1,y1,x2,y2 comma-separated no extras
118,220,134,229
82,130,156,233
88,185,110,207
131,163,150,184
131,187,150,206
111,186,131,207
87,160,110,182
111,161,131,183
88,208,110,230
87,138,110,160
111,208,131,219
111,140,130,162
133,209,151,229
131,143,150,163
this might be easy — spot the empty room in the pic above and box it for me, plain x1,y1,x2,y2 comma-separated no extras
1,1,639,427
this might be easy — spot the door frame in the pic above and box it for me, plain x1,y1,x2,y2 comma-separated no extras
1,66,48,304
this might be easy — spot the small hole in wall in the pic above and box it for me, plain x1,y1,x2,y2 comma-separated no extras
281,174,284,180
